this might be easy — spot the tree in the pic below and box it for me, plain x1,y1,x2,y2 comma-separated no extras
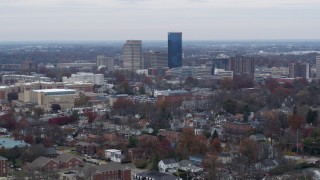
210,138,222,153
51,104,61,113
84,111,97,124
7,91,18,102
112,98,134,116
263,110,281,139
222,99,237,114
288,114,305,131
239,138,259,164
306,109,318,126
71,110,79,121
128,136,139,148
74,92,90,107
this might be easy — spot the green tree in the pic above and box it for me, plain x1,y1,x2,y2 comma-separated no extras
222,99,237,114
151,154,160,171
306,109,318,126
128,136,139,148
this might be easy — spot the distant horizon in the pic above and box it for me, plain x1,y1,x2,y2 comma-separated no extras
2,39,320,44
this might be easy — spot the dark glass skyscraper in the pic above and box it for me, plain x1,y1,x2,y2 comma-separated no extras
168,32,182,68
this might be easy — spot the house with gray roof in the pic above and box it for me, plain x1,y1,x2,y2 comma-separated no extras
158,159,179,173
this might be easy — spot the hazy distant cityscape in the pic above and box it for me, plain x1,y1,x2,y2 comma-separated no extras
1,0,320,179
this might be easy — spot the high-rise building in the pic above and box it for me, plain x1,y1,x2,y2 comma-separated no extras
289,63,310,79
96,55,114,71
143,51,168,69
168,32,182,68
316,54,320,79
123,40,143,71
228,56,255,75
21,60,37,72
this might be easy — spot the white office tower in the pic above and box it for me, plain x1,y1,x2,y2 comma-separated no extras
123,40,143,71
317,54,320,79
97,55,114,72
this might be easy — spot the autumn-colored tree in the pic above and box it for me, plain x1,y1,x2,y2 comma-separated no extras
239,138,259,163
210,138,222,154
84,110,97,124
265,78,279,92
178,128,208,157
263,110,281,139
288,114,305,130
24,135,34,144
219,77,233,90
202,155,218,179
112,98,134,116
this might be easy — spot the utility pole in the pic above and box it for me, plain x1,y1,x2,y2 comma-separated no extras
296,129,299,155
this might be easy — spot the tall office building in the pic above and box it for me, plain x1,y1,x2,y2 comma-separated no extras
96,55,114,71
21,60,37,72
317,54,320,79
143,51,168,69
123,40,143,71
289,63,310,79
228,56,255,75
168,32,182,68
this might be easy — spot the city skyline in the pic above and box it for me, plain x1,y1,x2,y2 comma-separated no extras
1,0,320,41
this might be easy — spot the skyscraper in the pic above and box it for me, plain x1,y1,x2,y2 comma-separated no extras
123,40,143,71
317,54,320,79
168,32,182,68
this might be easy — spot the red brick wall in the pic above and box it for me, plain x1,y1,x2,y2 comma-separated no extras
42,160,59,171
0,160,7,177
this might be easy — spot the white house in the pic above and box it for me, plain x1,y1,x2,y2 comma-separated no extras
158,159,179,173
178,160,203,173
105,149,124,163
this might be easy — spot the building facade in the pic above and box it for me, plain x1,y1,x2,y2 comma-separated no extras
96,55,114,72
21,60,37,72
29,89,77,110
289,63,310,79
62,73,104,85
123,40,143,71
228,56,255,76
0,156,7,177
144,51,168,69
168,32,182,68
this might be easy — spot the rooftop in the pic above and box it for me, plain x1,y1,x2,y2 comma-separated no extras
0,138,29,149
33,89,76,93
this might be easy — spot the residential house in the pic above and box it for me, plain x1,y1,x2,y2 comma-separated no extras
55,154,83,169
178,160,203,173
217,152,233,164
92,162,131,180
27,156,59,171
255,159,279,172
158,159,179,173
134,170,180,180
44,147,58,158
105,149,125,163
75,141,99,155
0,156,8,177
189,155,204,167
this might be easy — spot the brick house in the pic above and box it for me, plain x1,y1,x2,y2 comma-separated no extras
75,141,99,155
0,156,8,177
92,162,131,180
27,156,59,171
55,154,83,169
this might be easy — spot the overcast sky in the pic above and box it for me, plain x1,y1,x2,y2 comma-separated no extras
1,0,320,41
